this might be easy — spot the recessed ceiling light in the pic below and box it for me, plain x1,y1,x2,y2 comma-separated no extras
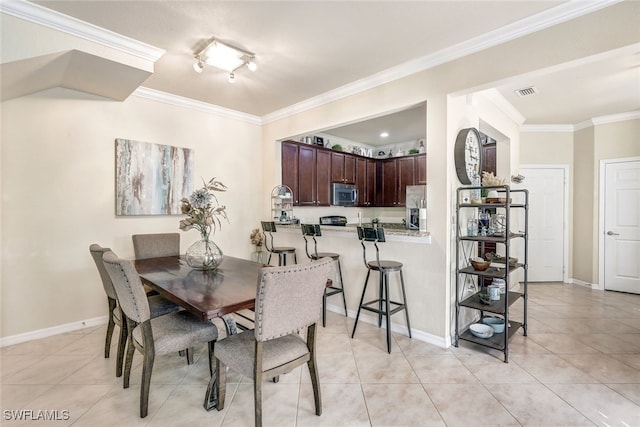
380,132,389,138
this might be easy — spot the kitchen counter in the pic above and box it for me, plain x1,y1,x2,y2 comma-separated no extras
277,223,431,244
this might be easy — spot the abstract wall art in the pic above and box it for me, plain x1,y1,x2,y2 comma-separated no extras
115,138,194,215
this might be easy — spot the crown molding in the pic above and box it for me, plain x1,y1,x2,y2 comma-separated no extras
521,111,640,132
262,0,622,124
520,124,575,133
133,87,262,125
591,110,640,126
0,0,165,62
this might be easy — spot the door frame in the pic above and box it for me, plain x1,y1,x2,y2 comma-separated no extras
519,164,570,283
598,156,640,291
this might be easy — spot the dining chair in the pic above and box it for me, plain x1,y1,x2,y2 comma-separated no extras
301,223,348,326
89,244,181,377
102,251,219,418
213,258,333,427
351,226,411,353
261,221,297,266
132,233,180,259
131,233,197,363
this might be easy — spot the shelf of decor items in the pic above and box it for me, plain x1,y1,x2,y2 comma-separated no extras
454,185,529,363
271,184,294,224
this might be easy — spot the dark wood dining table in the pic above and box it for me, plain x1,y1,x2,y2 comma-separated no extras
134,255,264,411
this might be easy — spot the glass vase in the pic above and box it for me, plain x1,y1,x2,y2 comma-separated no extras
185,235,223,270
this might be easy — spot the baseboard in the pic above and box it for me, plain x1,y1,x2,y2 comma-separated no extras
0,316,108,348
567,277,602,290
325,303,448,349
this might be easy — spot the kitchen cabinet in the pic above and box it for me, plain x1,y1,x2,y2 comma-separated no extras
416,153,427,184
282,140,425,208
378,156,418,207
355,157,376,206
482,143,496,176
282,141,330,206
331,152,356,184
454,185,528,363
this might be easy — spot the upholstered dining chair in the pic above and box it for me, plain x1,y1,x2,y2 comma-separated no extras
213,258,333,427
132,233,180,259
131,233,198,363
102,251,219,418
89,244,181,377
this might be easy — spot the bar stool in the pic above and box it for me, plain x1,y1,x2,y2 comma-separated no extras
301,224,348,327
351,226,411,353
261,221,297,266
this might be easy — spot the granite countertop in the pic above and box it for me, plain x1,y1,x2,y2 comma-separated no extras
276,222,431,242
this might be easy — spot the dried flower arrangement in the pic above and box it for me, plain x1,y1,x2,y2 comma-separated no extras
481,171,507,186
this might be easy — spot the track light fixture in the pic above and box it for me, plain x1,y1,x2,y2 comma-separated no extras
193,38,257,83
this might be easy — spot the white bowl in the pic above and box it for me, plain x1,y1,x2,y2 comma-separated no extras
469,323,494,339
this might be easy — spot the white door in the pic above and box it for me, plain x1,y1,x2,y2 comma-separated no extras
604,160,640,294
520,167,565,282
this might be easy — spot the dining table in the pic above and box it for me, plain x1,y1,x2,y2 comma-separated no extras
134,255,265,411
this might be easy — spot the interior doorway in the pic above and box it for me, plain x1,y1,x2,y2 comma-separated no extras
600,158,640,294
519,166,567,282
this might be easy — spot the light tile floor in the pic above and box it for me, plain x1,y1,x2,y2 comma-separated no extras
1,282,639,426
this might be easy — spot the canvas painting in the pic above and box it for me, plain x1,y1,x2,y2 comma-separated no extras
115,138,194,215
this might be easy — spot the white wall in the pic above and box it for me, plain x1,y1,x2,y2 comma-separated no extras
1,88,262,339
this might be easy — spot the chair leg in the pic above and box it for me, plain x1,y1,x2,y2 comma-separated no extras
399,270,412,338
116,316,127,377
186,347,194,365
378,271,384,328
254,341,264,427
267,253,272,265
293,251,297,264
105,298,117,358
278,252,285,266
207,341,215,377
307,324,322,416
384,272,392,354
322,288,327,327
140,347,154,418
215,357,226,411
351,269,371,338
337,259,347,317
123,319,136,389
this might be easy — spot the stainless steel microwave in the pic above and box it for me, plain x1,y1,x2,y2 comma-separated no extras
332,183,358,206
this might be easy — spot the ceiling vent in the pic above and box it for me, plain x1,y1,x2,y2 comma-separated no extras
514,86,538,97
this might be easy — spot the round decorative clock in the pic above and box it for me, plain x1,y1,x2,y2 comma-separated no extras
454,127,482,185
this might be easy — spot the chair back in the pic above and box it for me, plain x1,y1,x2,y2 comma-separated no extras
301,224,322,259
356,226,386,269
89,244,117,300
261,221,277,252
102,251,151,323
254,258,332,342
132,233,180,259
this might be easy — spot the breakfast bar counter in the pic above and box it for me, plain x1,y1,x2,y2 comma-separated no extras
267,222,445,348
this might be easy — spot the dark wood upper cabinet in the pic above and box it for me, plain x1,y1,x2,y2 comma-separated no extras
379,158,398,207
282,140,425,208
281,142,299,203
416,153,427,184
482,143,496,176
297,145,317,206
397,157,416,206
316,150,331,206
282,141,331,206
356,157,376,206
331,152,356,184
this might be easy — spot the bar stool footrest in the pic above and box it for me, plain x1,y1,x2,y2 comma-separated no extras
360,299,407,316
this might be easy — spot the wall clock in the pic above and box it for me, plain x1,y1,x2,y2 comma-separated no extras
454,127,482,185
